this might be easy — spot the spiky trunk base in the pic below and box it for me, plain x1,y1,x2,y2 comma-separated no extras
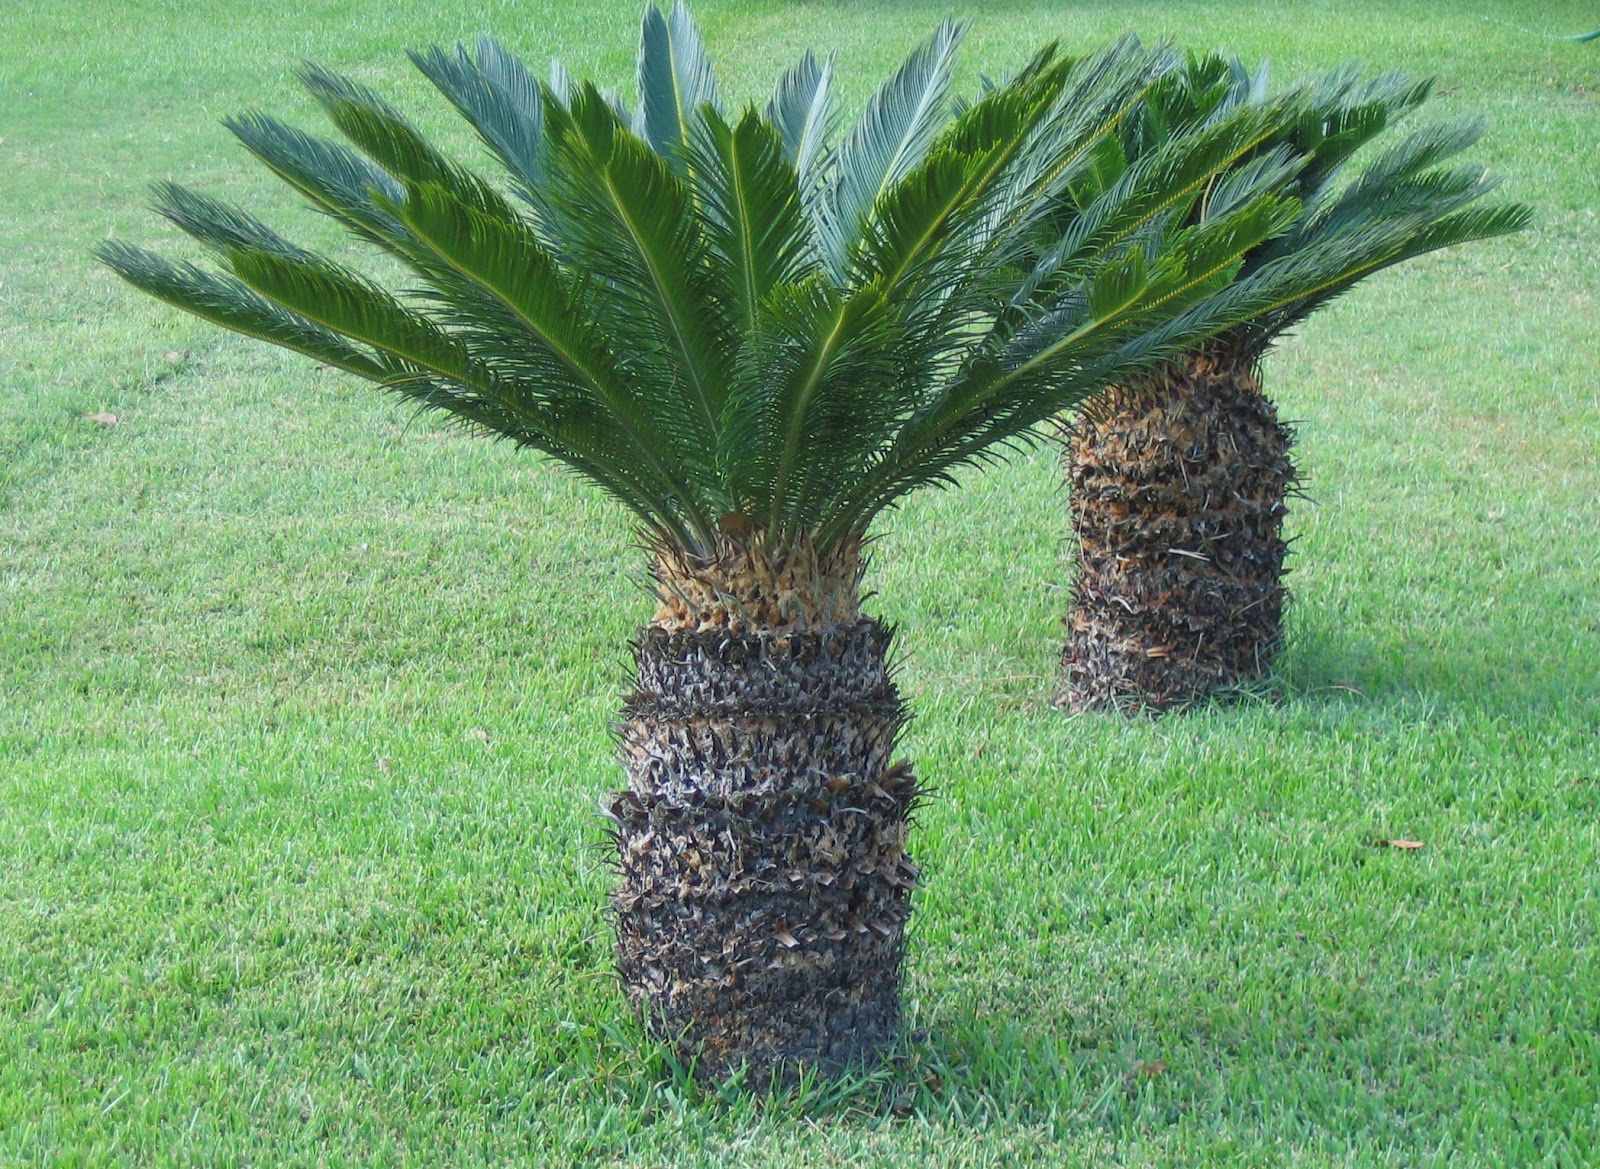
1060,351,1297,713
607,539,918,1082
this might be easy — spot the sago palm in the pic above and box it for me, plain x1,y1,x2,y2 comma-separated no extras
1054,55,1530,712
100,6,1308,1078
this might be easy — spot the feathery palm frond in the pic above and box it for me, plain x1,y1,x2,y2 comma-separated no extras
634,0,721,169
813,18,965,278
1045,50,1529,361
409,38,547,205
100,5,1304,561
767,50,836,184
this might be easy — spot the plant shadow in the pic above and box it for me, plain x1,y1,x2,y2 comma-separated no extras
1281,603,1600,725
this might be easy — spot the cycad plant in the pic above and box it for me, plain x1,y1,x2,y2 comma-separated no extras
101,6,1307,1079
1055,55,1529,712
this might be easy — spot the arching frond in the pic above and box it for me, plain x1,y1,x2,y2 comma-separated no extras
224,113,404,244
103,8,1351,563
689,106,814,341
767,50,835,185
97,241,392,381
635,0,722,170
817,19,965,279
409,38,546,204
540,85,729,466
1047,50,1528,363
150,181,315,260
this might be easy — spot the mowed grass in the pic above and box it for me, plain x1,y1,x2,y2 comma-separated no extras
2,0,1598,1163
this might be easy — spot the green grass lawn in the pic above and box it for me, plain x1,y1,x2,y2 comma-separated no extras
3,1,1598,1163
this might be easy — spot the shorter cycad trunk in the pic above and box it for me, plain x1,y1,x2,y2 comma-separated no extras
606,537,918,1082
1060,348,1297,712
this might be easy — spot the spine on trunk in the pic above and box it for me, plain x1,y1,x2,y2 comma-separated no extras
607,538,918,1079
1062,350,1297,711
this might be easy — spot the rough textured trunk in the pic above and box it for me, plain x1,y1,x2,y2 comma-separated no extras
1060,349,1297,713
606,537,918,1082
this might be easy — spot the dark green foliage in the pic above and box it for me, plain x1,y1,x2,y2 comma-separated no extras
99,4,1305,561
1052,52,1532,363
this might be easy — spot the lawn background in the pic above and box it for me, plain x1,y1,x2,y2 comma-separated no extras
2,1,1597,1164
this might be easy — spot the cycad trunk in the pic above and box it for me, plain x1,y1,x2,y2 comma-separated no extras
606,538,918,1082
1060,349,1296,712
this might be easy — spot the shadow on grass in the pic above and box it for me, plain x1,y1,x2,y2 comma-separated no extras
595,1008,1190,1134
595,1011,1301,1148
1282,611,1600,724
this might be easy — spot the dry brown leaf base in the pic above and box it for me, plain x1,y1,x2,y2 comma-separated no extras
608,619,918,1083
1061,352,1297,713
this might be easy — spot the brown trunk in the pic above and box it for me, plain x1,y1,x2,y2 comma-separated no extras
1060,349,1297,713
606,536,918,1082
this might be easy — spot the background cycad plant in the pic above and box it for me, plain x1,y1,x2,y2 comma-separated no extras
101,4,1303,1079
1052,55,1530,713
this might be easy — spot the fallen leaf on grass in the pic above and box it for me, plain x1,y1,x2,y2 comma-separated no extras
1385,839,1425,850
83,412,119,428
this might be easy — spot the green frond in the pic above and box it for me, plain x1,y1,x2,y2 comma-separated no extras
1017,98,1294,316
224,112,404,244
222,245,486,385
540,85,729,459
97,239,673,527
634,0,722,170
739,276,908,536
1084,245,1151,321
151,182,314,260
237,235,708,541
384,178,623,395
985,36,1167,251
1287,98,1390,194
1200,146,1303,221
1240,198,1530,345
956,37,1169,320
1308,116,1486,223
409,38,546,202
819,18,965,279
766,51,836,200
689,106,814,340
1015,193,1294,383
1127,192,1302,320
384,175,716,540
298,63,522,228
96,241,392,381
1055,49,1528,362
851,80,1047,300
104,7,1368,565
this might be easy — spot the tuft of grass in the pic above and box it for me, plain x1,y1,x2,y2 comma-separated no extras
3,0,1597,1164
